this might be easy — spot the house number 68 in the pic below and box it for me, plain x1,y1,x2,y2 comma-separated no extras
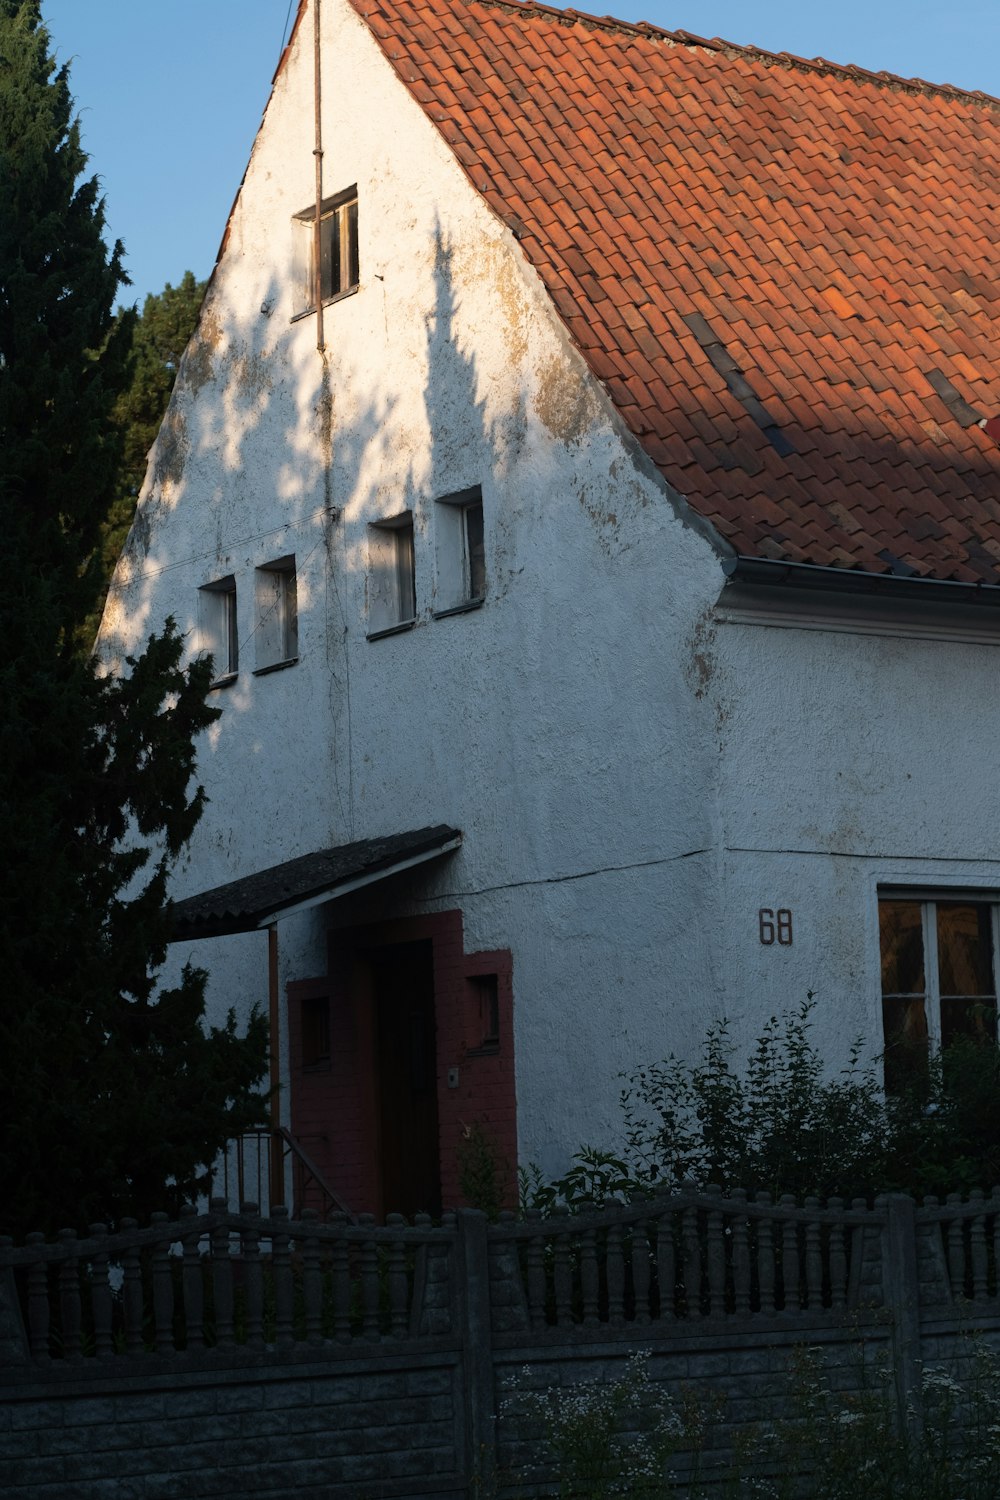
759,908,793,946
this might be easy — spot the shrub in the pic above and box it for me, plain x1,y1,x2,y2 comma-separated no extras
524,1000,1000,1210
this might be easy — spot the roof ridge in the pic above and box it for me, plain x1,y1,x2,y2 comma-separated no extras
473,0,1000,113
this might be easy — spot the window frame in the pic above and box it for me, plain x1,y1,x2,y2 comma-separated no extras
292,186,359,318
433,485,487,618
878,889,1000,1089
367,512,417,639
253,555,299,675
198,575,239,686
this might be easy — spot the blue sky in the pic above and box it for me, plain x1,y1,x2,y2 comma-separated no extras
42,1,1000,309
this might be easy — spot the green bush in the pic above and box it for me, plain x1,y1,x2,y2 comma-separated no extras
522,1001,1000,1209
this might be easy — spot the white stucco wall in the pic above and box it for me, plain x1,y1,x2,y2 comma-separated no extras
707,602,1000,1074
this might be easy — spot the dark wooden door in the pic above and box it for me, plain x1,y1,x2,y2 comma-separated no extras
371,940,441,1218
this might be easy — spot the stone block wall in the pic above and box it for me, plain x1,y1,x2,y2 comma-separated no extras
4,1350,465,1500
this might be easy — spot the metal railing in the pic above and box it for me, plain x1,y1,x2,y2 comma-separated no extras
211,1128,354,1222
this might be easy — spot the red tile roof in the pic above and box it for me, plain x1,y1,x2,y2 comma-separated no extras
347,0,1000,583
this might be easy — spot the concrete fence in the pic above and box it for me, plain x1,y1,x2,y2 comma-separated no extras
2,1186,1000,1498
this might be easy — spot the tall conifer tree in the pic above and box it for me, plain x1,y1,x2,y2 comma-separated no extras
0,1,267,1239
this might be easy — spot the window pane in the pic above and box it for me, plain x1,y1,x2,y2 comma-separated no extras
396,523,415,622
223,589,238,674
318,212,335,302
882,995,928,1092
282,569,298,659
346,199,359,290
879,900,924,995
941,997,998,1049
937,903,994,997
465,501,486,599
301,995,330,1066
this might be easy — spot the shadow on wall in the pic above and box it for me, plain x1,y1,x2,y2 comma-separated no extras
96,212,517,848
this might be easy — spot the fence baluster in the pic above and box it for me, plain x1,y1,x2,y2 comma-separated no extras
706,1187,725,1316
272,1205,294,1348
300,1210,323,1344
779,1196,798,1311
180,1205,205,1349
552,1207,573,1327
331,1213,351,1342
804,1199,822,1309
57,1229,82,1361
148,1214,174,1353
970,1190,988,1300
525,1209,547,1329
731,1190,750,1316
240,1204,264,1349
828,1199,846,1310
358,1214,380,1339
606,1215,625,1326
211,1200,235,1347
682,1201,701,1320
120,1219,144,1355
26,1234,49,1361
946,1193,966,1298
88,1224,113,1358
656,1205,676,1321
630,1202,651,1325
847,1197,868,1307
756,1194,774,1315
580,1203,600,1327
386,1215,409,1338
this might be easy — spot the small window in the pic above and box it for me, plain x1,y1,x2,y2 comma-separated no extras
434,486,486,615
254,556,298,672
879,895,998,1091
301,995,330,1068
294,187,359,314
368,513,416,636
468,974,500,1054
198,576,238,684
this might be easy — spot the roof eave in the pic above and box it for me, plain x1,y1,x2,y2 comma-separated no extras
722,554,1000,607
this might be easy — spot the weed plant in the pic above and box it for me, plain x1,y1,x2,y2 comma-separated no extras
499,1338,1000,1499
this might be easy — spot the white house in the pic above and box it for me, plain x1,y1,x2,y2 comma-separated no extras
99,0,1000,1217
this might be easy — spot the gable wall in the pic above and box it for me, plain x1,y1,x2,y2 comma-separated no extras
98,0,729,1183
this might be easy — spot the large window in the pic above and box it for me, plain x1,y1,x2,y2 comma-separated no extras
294,187,359,314
879,895,998,1090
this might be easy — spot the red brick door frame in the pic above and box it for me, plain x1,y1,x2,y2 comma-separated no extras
287,909,516,1218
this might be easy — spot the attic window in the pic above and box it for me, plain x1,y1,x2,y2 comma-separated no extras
293,187,359,316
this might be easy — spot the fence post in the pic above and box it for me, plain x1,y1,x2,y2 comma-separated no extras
455,1209,496,1496
882,1193,923,1436
0,1240,28,1364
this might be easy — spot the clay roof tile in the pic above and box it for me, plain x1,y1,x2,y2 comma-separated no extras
352,0,1000,583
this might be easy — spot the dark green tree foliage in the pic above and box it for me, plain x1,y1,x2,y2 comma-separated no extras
0,2,267,1239
86,272,206,642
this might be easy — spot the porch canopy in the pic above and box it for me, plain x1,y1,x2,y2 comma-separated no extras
168,824,462,941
